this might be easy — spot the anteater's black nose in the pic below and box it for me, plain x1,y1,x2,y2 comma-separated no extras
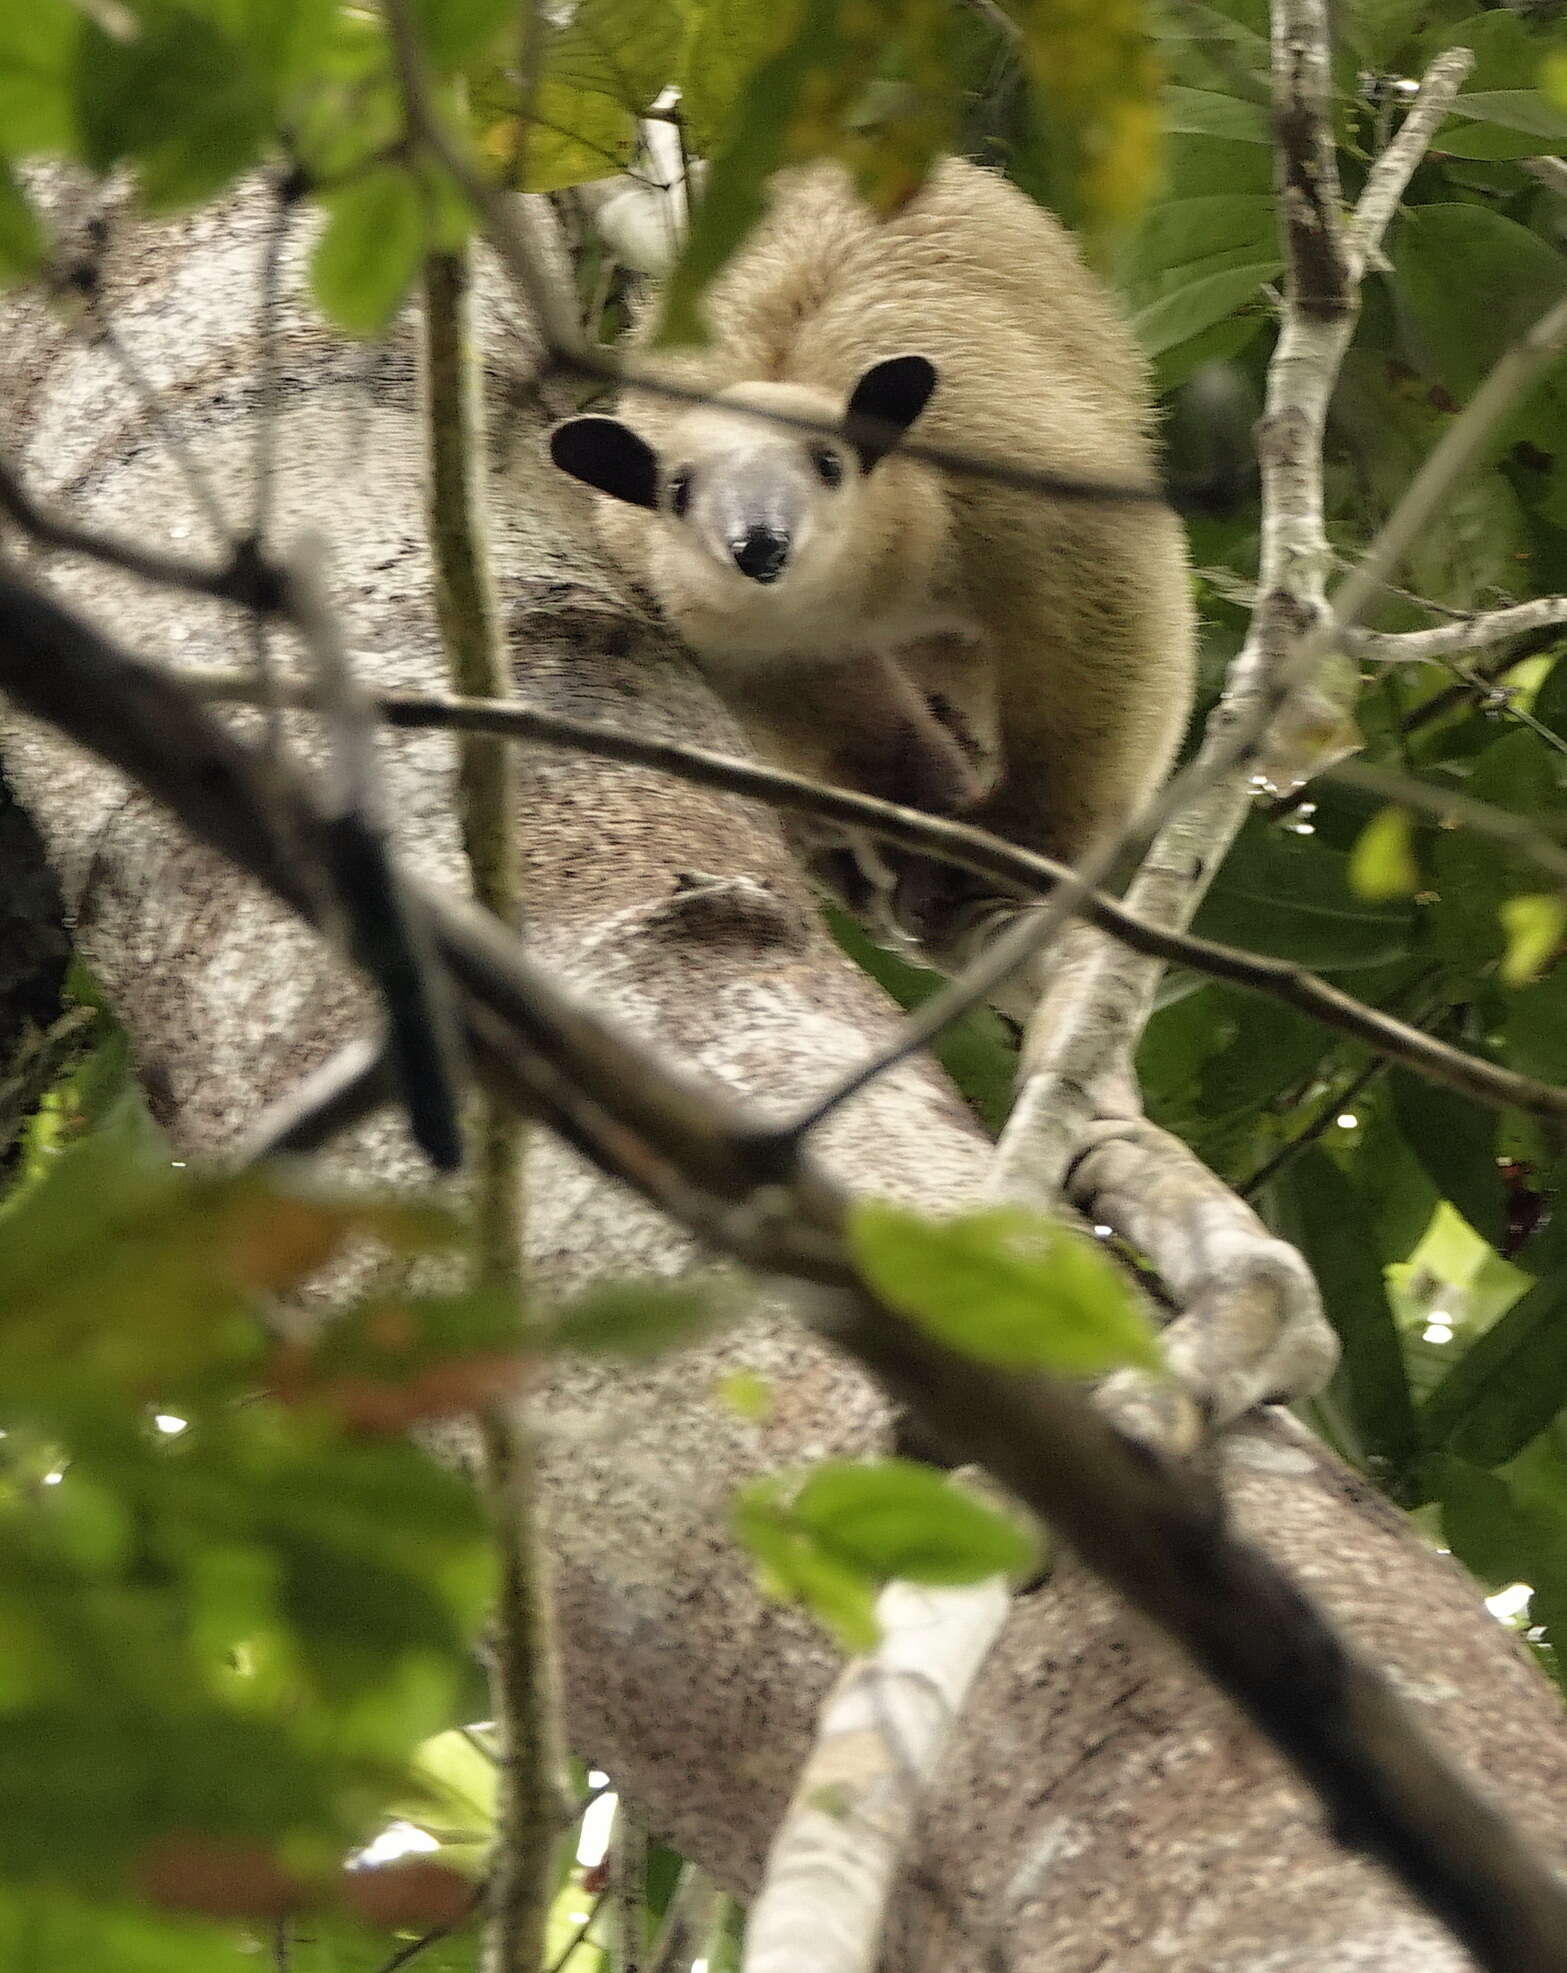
731,527,789,583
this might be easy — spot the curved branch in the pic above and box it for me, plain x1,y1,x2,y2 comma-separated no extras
175,667,1567,1127
1349,597,1567,663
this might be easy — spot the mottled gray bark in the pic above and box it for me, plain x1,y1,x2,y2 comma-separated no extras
4,187,1567,1973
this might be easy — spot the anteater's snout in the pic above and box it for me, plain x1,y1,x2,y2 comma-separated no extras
730,526,790,583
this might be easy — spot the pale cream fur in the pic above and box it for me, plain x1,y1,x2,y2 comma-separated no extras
583,156,1197,928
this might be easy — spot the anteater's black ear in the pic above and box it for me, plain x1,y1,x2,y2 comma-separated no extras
845,355,939,471
549,416,661,509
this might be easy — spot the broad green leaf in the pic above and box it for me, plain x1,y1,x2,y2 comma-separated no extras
792,1460,1039,1583
1503,959,1567,1083
1160,83,1269,142
1396,205,1567,401
678,0,792,153
75,7,270,208
541,1279,720,1357
311,169,427,336
1500,894,1567,987
659,0,965,341
1018,0,1162,229
1269,1148,1419,1475
510,80,636,191
1348,807,1420,901
1118,191,1278,292
0,161,44,284
1341,0,1428,67
412,0,516,68
1194,816,1416,970
1429,731,1562,969
0,1891,253,1973
1390,1071,1506,1251
1439,89,1567,159
0,1114,458,1402
0,0,79,153
1431,1451,1533,1585
544,0,683,115
850,1201,1160,1372
1419,1263,1567,1466
732,1480,879,1652
1128,258,1278,359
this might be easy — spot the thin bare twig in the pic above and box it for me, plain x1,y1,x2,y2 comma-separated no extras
239,1035,393,1161
373,1883,486,1973
0,454,284,611
176,666,1567,1126
83,300,232,547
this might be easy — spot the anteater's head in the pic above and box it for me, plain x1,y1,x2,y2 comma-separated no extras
548,355,938,592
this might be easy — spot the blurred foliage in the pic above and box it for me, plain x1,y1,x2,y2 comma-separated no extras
7,0,1567,1960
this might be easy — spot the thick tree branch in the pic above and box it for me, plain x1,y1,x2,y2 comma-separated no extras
4,563,1567,1973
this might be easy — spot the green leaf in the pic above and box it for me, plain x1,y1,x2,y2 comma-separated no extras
678,0,792,153
1268,1148,1419,1474
1503,958,1567,1083
1500,894,1567,988
544,0,684,115
0,0,79,153
659,0,959,341
1018,0,1162,229
75,6,270,208
732,1480,879,1652
1194,816,1416,970
1438,89,1567,158
1431,1450,1532,1584
792,1460,1038,1583
850,1200,1160,1372
1118,191,1278,290
0,161,44,284
311,169,427,336
1132,259,1279,359
1160,83,1269,141
412,0,517,68
1396,205,1567,401
512,80,635,191
0,1112,458,1404
1348,807,1420,902
657,0,844,342
0,1890,253,1973
1390,1071,1506,1251
1419,1264,1567,1466
541,1279,720,1357
1428,731,1561,969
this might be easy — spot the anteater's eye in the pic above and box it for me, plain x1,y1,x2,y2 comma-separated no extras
812,447,844,488
667,469,693,518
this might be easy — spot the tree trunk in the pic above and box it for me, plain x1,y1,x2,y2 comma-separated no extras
5,185,1567,1973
